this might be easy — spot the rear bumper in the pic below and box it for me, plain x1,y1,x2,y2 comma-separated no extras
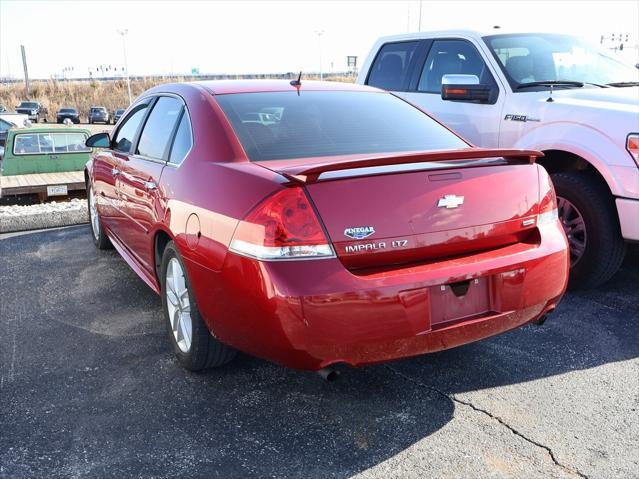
617,197,639,241
187,222,569,370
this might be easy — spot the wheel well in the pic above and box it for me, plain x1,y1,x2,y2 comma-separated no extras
538,150,612,195
154,230,172,282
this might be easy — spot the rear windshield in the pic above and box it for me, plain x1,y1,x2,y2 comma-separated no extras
91,107,106,113
60,108,76,113
215,91,467,162
13,132,90,155
20,102,38,108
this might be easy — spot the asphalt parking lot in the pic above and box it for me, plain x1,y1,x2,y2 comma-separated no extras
1,225,637,479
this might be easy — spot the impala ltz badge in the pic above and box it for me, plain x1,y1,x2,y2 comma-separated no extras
344,226,375,240
438,195,465,209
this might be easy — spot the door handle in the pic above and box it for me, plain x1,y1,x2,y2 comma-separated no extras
112,168,120,176
145,181,157,191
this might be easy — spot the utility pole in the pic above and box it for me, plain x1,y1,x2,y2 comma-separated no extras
418,0,423,32
315,30,324,81
20,45,30,97
117,29,132,105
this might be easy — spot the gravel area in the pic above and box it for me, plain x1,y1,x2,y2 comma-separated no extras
0,198,88,233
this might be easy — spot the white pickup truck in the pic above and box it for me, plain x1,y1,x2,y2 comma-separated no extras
358,30,639,288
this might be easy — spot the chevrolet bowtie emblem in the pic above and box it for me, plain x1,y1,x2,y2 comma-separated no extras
437,195,465,209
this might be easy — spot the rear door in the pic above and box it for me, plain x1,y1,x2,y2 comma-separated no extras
117,95,184,270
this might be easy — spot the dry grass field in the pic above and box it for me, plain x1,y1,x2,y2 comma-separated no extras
0,74,356,122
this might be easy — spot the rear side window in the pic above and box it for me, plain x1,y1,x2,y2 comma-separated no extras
216,91,467,162
113,104,148,153
418,39,496,93
137,97,183,160
168,112,192,165
366,41,419,91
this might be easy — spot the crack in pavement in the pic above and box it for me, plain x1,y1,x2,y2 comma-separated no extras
384,365,589,479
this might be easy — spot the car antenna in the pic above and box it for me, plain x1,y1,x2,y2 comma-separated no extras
290,71,302,87
547,84,555,102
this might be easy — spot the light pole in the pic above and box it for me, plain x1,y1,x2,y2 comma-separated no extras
315,30,324,80
418,0,423,31
117,29,132,105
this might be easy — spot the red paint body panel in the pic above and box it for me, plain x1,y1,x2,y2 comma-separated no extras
87,80,569,371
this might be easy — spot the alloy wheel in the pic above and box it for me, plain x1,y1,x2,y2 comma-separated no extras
165,258,192,353
557,196,587,267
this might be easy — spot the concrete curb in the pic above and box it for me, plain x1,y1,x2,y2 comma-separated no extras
0,208,88,234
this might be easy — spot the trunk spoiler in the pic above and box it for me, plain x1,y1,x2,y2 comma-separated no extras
271,148,543,184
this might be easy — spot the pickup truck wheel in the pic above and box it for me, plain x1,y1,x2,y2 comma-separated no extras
88,182,112,250
160,241,236,371
551,172,626,289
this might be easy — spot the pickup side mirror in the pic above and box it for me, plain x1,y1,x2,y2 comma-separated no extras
86,132,110,148
441,74,497,104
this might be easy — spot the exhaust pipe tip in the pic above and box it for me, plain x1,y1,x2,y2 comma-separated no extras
317,367,340,382
533,306,555,326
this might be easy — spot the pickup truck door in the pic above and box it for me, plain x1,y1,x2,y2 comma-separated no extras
394,38,505,147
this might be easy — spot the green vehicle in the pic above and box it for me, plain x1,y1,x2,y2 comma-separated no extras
2,126,91,176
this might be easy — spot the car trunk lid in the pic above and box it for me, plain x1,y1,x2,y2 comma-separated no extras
257,149,542,270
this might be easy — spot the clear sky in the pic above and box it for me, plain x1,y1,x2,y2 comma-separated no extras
1,0,638,79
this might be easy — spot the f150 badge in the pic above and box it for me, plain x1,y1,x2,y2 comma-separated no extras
437,195,464,209
504,114,540,122
344,226,375,240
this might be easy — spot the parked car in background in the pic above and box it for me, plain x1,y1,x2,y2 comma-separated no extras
85,80,568,373
89,106,110,124
0,105,6,113
358,30,639,289
56,107,81,124
3,126,91,175
15,101,48,122
113,108,126,123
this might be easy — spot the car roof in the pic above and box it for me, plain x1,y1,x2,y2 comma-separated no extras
193,79,383,95
374,29,574,43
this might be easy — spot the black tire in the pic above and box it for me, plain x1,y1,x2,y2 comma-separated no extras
87,181,112,250
160,241,236,371
551,172,626,289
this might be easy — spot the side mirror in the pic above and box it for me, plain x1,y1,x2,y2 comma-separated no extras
86,132,110,148
441,74,496,104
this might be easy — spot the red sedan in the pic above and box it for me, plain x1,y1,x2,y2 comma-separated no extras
85,80,568,373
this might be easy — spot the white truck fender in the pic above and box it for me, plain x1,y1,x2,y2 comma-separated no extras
511,122,637,198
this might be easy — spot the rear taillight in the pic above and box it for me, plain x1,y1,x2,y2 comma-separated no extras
229,187,335,260
538,168,558,225
627,134,639,168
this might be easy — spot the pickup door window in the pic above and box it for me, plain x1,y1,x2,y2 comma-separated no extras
366,41,420,91
417,39,497,93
